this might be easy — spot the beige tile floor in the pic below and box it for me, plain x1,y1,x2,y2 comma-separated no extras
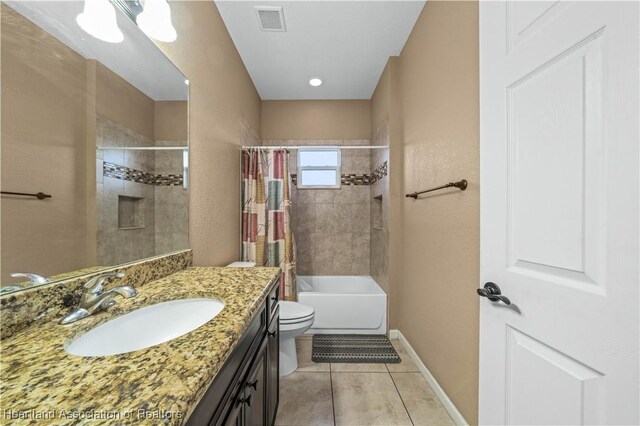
275,337,455,426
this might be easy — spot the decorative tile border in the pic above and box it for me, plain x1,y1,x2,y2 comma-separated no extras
103,162,183,186
341,174,373,185
154,173,184,186
290,161,388,186
103,162,155,184
370,161,388,184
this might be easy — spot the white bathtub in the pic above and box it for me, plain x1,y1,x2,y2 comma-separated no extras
297,275,387,334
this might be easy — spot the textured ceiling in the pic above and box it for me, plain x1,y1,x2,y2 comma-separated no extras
215,1,425,100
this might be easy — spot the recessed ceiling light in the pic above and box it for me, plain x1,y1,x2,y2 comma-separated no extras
309,78,323,87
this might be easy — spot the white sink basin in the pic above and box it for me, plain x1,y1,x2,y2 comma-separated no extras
65,298,224,357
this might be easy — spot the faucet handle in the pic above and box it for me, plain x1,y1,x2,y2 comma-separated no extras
83,271,125,293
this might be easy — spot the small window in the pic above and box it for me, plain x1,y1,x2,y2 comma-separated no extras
297,148,341,188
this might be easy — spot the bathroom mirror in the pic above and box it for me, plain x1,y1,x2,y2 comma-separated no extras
1,1,189,294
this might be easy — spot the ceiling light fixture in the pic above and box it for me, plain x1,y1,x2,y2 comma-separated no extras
137,0,177,42
76,0,124,43
309,78,323,87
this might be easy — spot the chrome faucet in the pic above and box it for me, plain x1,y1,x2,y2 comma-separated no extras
10,272,50,285
1,285,24,294
60,272,138,325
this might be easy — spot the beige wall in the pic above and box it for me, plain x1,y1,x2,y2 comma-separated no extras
262,100,371,140
154,101,188,141
371,63,392,133
154,1,261,266
96,62,155,140
1,4,90,283
376,1,480,423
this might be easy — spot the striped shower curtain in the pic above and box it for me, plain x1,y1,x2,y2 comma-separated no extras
241,148,296,300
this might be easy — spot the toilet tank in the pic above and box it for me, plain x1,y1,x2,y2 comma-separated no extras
226,261,257,267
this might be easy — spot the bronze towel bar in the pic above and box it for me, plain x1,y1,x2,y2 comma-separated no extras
1,191,52,200
405,179,467,199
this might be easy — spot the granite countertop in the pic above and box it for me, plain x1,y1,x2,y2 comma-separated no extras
0,266,281,425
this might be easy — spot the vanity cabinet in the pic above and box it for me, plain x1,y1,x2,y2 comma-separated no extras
266,306,279,425
187,282,280,426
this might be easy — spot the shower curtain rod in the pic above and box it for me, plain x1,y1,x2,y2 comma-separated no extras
242,145,388,150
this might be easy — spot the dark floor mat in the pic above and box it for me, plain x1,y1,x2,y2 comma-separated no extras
312,334,401,364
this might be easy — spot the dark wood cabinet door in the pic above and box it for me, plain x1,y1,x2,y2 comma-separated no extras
187,295,280,426
223,393,245,426
190,304,268,426
244,339,267,426
266,312,280,426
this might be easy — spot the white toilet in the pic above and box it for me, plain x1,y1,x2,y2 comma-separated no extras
278,301,314,376
225,262,315,377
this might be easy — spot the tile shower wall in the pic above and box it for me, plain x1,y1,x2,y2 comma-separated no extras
96,116,188,266
97,116,155,265
370,124,390,293
262,140,372,276
155,140,188,255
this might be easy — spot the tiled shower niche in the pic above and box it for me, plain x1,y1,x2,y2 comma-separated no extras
96,116,188,266
118,196,145,229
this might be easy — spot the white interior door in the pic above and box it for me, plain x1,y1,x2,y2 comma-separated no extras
479,1,639,425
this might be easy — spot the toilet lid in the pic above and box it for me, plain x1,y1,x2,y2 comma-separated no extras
279,301,314,321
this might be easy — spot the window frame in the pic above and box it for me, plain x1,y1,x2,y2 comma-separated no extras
296,148,342,189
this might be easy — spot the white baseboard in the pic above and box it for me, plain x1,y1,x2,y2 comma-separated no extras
390,329,469,426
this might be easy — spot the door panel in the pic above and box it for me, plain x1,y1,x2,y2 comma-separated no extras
507,30,605,290
507,1,568,52
480,1,639,424
506,327,604,425
223,393,244,426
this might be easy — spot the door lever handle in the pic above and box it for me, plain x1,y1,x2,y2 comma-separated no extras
477,282,511,305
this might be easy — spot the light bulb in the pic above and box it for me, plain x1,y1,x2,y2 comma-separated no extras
309,78,323,87
76,0,124,43
137,0,177,43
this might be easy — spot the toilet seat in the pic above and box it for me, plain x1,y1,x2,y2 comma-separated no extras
280,313,314,325
279,301,314,322
278,301,315,339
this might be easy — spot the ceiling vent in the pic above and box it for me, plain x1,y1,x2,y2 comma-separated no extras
255,6,286,32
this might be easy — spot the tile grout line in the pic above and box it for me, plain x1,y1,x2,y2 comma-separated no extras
329,363,337,426
388,369,416,426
